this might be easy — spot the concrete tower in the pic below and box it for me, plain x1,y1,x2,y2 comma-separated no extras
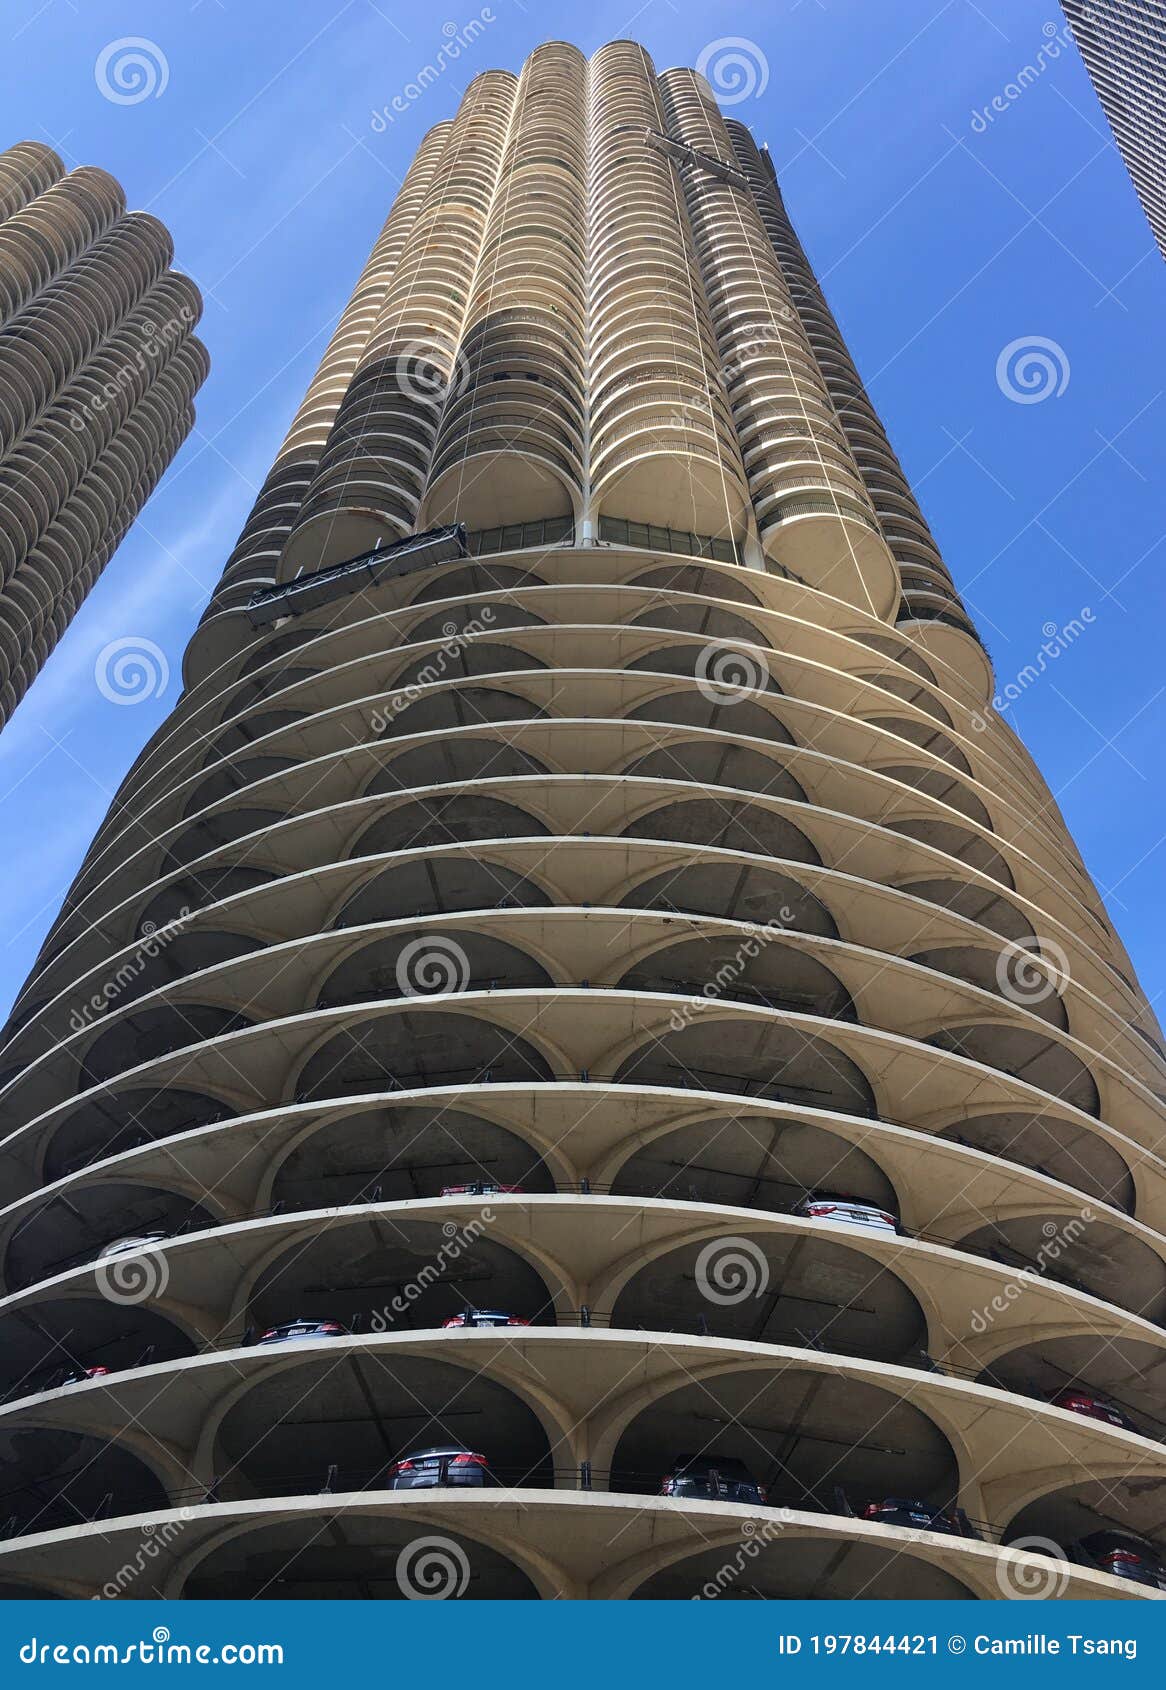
0,46,1161,1602
0,141,207,727
1063,0,1166,262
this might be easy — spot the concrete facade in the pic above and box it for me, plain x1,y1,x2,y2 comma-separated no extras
0,44,1160,1600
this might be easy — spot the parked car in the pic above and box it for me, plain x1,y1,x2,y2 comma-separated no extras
860,1497,973,1537
1051,1388,1139,1433
61,1365,109,1386
383,1445,493,1488
793,1193,899,1235
253,1319,348,1345
439,1182,524,1197
441,1309,529,1329
660,1454,767,1505
1075,1530,1166,1590
97,1231,169,1259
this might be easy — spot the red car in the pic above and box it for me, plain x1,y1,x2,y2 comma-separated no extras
1052,1388,1138,1433
441,1309,529,1329
439,1182,524,1197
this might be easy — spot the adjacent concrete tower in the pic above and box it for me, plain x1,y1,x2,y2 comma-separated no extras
0,46,1162,1602
1063,0,1166,261
0,141,207,726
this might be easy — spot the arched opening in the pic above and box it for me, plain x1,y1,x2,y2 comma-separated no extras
214,1352,554,1497
272,1107,554,1210
623,798,820,863
6,1182,218,1290
612,1115,895,1216
350,796,548,858
618,937,855,1020
381,688,548,739
316,933,553,1007
937,1113,1133,1211
247,1217,556,1337
928,1025,1099,1117
185,1516,540,1599
611,1368,958,1518
44,1087,233,1181
614,1020,875,1115
295,1012,554,1102
0,1428,168,1538
368,739,549,791
336,861,551,928
622,863,836,936
80,1005,252,1090
623,741,803,796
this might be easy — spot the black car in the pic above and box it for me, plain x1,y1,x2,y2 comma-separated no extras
660,1454,767,1505
860,1497,974,1537
253,1319,348,1345
442,1309,529,1329
383,1445,494,1489
1076,1530,1166,1589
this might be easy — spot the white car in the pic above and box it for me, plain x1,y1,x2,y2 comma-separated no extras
794,1193,899,1235
97,1231,169,1259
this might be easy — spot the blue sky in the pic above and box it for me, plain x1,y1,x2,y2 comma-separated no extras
0,0,1162,1023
